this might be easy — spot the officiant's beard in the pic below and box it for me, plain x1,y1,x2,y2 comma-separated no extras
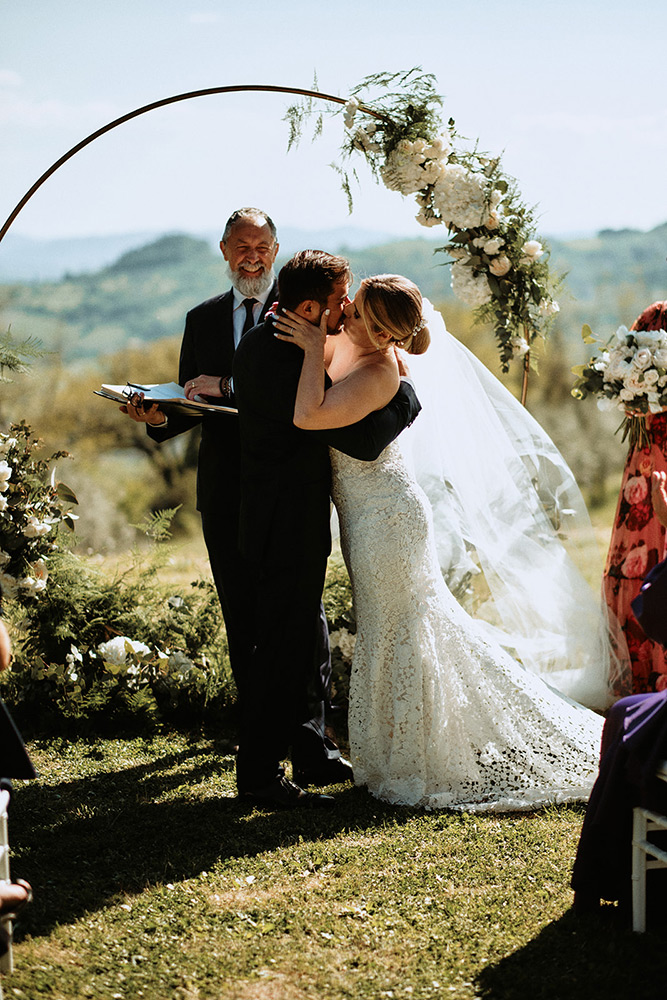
226,263,276,298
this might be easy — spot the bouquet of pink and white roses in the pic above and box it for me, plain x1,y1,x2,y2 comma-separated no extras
572,323,667,449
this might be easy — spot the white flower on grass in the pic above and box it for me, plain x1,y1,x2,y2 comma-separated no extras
97,636,151,665
489,255,511,277
166,650,195,680
23,516,51,538
329,628,357,662
0,461,12,492
451,262,493,307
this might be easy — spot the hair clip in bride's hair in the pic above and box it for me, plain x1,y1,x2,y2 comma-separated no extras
411,316,427,337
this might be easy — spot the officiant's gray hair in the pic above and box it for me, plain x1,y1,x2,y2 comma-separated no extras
221,207,277,244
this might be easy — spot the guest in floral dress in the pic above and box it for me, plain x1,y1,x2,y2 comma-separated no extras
603,301,667,695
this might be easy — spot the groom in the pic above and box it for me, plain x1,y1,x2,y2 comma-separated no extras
233,249,421,807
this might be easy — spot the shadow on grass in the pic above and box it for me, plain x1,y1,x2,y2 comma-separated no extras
8,737,415,940
476,905,667,1000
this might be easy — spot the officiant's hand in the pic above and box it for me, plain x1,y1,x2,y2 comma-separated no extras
184,375,223,400
120,392,166,426
274,308,328,353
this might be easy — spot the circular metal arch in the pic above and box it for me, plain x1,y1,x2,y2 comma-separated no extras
0,84,386,245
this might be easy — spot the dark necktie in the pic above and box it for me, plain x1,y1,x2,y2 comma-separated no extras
242,297,258,336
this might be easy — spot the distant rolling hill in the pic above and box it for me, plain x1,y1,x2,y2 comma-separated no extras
0,223,666,362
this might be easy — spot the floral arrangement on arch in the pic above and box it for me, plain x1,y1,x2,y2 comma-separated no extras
571,323,667,450
285,69,560,373
0,422,78,602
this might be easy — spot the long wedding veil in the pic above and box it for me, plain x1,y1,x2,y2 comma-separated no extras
400,300,626,711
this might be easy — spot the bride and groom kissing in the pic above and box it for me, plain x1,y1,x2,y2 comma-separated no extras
231,244,606,813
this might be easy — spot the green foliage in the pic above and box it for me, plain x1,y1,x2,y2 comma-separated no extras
0,421,78,602
0,328,46,381
10,734,665,1000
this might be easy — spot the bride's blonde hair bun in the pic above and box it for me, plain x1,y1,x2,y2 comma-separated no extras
359,274,431,355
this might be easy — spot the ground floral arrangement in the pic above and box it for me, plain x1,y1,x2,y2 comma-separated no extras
286,69,560,372
572,322,667,450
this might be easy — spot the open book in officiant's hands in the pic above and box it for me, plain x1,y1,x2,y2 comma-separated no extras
94,381,238,415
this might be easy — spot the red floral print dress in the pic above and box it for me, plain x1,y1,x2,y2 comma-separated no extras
603,413,667,694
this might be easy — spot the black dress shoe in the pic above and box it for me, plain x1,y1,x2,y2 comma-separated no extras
293,756,354,788
241,775,335,809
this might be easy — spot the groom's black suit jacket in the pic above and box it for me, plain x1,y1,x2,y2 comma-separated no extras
232,314,421,788
233,314,421,564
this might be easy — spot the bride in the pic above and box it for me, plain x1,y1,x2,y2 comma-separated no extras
274,274,612,812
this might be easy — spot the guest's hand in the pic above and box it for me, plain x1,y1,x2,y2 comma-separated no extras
652,471,667,530
274,308,328,353
184,375,224,400
119,392,165,425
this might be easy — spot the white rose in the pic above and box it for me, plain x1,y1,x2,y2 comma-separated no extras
489,255,511,277
619,388,637,402
633,347,653,371
653,349,667,369
521,240,544,259
0,461,12,492
644,369,660,386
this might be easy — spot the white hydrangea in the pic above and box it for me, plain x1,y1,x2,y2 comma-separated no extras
451,262,493,307
432,164,496,229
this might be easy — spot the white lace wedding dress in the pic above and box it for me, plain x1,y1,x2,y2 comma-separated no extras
330,441,605,812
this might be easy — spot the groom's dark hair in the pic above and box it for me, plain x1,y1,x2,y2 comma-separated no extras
278,250,351,311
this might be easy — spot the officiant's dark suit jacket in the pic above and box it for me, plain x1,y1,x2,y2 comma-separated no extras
232,315,421,791
147,283,278,700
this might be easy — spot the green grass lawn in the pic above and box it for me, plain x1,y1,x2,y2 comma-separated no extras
5,733,666,1000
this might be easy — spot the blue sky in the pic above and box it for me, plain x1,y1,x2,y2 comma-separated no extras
1,0,666,241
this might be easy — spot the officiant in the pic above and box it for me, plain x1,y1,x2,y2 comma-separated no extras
120,207,280,707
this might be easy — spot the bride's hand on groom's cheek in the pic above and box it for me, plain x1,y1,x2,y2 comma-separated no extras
274,308,328,350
